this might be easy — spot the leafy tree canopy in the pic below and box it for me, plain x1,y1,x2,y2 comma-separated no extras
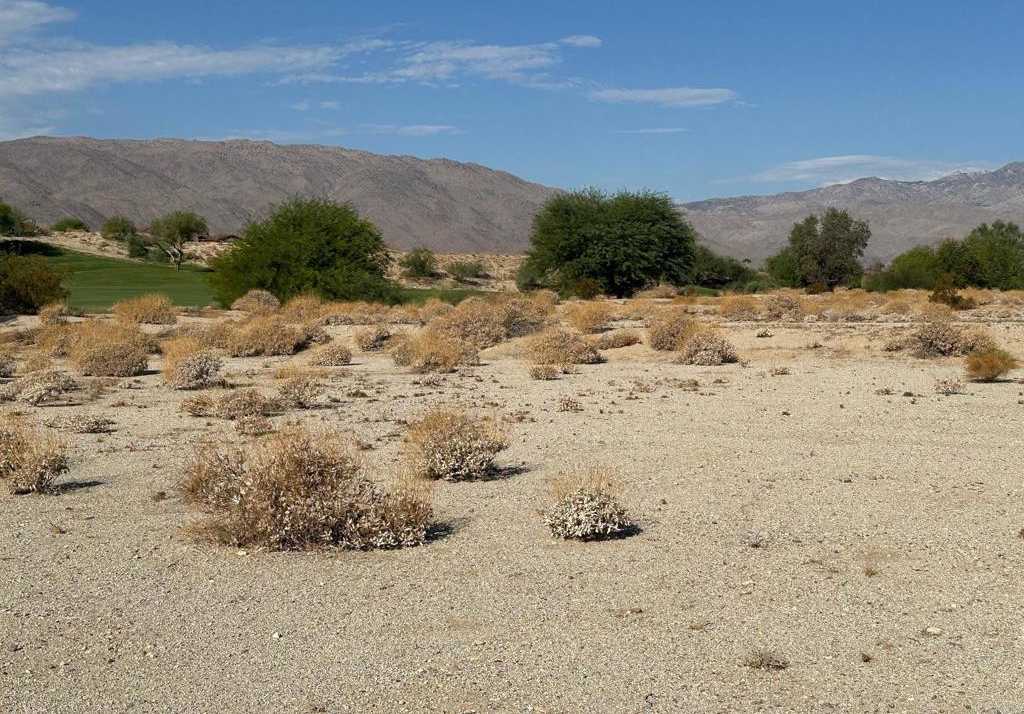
766,208,871,289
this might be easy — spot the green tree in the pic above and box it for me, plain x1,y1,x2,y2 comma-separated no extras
51,217,89,232
209,198,397,306
766,208,870,289
150,211,208,270
448,259,487,282
0,254,68,314
519,188,696,298
101,215,138,242
399,248,438,278
690,244,757,288
958,221,1024,289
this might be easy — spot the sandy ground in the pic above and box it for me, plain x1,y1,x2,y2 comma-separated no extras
2,318,1024,713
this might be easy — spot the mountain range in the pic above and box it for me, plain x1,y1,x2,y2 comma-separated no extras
2,136,1023,262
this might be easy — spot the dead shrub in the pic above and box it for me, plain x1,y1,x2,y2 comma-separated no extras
647,308,700,351
214,389,279,420
276,375,324,409
908,321,995,358
69,322,150,376
719,295,762,320
354,325,391,352
181,426,432,550
112,294,177,325
405,408,508,481
45,413,116,433
965,348,1018,382
1,370,79,406
0,413,69,494
226,317,307,357
523,327,602,366
180,393,215,416
309,343,352,366
389,331,477,373
634,284,678,299
234,414,274,436
231,289,280,314
35,323,78,357
591,330,640,350
934,377,964,395
545,468,634,541
744,648,790,671
677,330,739,365
280,293,325,322
528,364,559,380
763,292,805,321
38,302,68,326
427,295,551,349
0,353,14,378
564,301,615,333
160,337,223,389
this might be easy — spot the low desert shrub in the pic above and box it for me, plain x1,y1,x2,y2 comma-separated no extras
112,294,177,325
280,293,325,322
0,370,78,405
965,348,1018,382
231,289,280,314
69,322,151,376
591,330,641,350
100,215,136,242
181,426,432,550
226,317,307,357
719,295,762,320
180,393,215,416
0,254,69,315
354,325,391,351
389,331,478,373
160,337,223,389
399,248,438,278
564,301,615,333
404,408,508,481
447,259,487,282
647,308,700,351
544,468,634,541
523,327,602,366
213,389,279,420
427,295,552,349
51,217,89,232
677,330,739,365
528,364,559,380
309,343,352,366
276,375,324,409
763,292,805,321
908,321,995,358
235,414,274,436
934,377,964,395
0,353,14,378
744,648,790,671
38,301,68,326
0,413,69,494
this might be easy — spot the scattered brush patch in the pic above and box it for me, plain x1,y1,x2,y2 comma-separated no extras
389,331,478,373
180,425,432,550
44,413,116,433
38,302,68,326
0,413,69,494
226,317,308,357
557,396,583,412
427,295,552,349
769,366,791,376
309,343,352,367
276,375,324,409
719,295,762,320
677,330,739,366
744,648,790,672
214,389,279,420
0,370,79,406
528,364,559,380
763,293,805,321
160,337,224,389
0,352,14,379
234,414,274,436
647,308,700,351
755,328,773,339
544,468,635,541
934,377,964,395
280,293,325,323
69,322,151,377
906,321,996,359
564,301,615,333
112,294,177,325
354,325,391,352
404,407,508,481
965,347,1018,382
523,327,603,367
230,289,280,314
591,330,641,350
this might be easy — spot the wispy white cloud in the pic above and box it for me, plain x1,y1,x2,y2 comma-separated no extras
560,35,602,48
614,127,688,135
749,154,994,185
591,87,737,107
361,123,462,137
289,100,311,112
0,0,74,44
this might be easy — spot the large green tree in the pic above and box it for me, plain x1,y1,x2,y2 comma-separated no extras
766,208,871,289
517,188,696,297
209,198,397,306
150,211,208,270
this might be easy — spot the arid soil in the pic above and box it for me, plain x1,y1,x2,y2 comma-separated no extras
3,302,1024,713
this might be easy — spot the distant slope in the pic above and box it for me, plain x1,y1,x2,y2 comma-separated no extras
683,163,1024,262
0,136,557,254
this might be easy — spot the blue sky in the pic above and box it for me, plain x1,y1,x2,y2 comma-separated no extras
2,0,1023,200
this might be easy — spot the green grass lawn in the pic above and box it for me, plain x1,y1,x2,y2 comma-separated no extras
48,249,216,311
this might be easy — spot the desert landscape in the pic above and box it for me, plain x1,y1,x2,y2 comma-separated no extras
2,289,1023,712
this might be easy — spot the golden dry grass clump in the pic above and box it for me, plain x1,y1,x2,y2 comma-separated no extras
389,330,478,373
225,316,308,357
564,301,615,333
719,295,762,320
230,289,281,314
906,320,996,358
763,292,805,321
160,337,224,389
112,294,177,325
528,364,559,380
647,308,701,351
181,425,432,550
591,329,641,350
965,348,1018,381
0,352,15,379
354,325,391,351
405,407,508,481
0,412,69,494
523,327,603,367
276,374,324,409
544,468,634,541
427,295,553,349
280,293,325,323
309,342,353,366
69,321,152,376
0,370,78,406
37,301,69,326
677,330,739,366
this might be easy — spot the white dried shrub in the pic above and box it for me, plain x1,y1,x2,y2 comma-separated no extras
276,375,324,409
523,327,602,366
0,413,69,494
591,330,641,350
934,378,964,395
677,331,739,365
647,308,700,351
3,370,79,406
45,414,116,433
231,289,280,314
545,468,634,541
234,414,274,436
0,353,15,378
309,343,352,366
405,408,508,481
181,426,432,550
528,364,559,380
112,294,176,325
166,351,224,390
354,326,391,352
180,392,215,417
763,293,805,321
908,322,996,358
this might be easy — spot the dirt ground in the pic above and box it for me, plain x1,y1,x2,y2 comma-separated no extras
2,312,1024,713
